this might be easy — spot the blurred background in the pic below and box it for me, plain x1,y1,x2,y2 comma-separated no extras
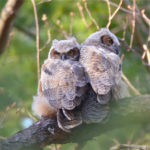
0,0,150,149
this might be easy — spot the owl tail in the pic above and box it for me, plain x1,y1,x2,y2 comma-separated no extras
32,96,57,118
57,108,82,132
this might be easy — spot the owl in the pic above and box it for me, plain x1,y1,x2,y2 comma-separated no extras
32,37,87,132
80,28,122,104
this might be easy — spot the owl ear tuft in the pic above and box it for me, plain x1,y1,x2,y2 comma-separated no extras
52,39,58,47
100,27,109,32
71,37,80,48
71,37,77,44
71,37,77,42
48,39,58,58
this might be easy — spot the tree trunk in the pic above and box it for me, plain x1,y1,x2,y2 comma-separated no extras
0,0,25,55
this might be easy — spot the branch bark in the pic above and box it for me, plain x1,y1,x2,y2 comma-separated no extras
0,0,25,55
0,95,150,150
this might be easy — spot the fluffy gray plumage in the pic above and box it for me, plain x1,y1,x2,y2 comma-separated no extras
38,37,88,132
49,37,80,58
32,30,127,132
41,59,87,110
82,28,120,52
80,28,122,104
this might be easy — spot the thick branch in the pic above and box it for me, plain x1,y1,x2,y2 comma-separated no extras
0,0,25,55
0,95,150,150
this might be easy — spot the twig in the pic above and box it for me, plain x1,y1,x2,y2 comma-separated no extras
54,144,58,150
54,144,61,150
56,20,69,39
31,0,41,83
76,2,91,29
36,0,51,6
141,9,150,26
24,108,37,122
106,0,123,28
119,38,150,67
137,10,150,67
141,10,150,45
121,73,141,95
102,0,140,16
40,29,51,51
123,0,146,53
106,0,111,28
82,0,100,30
110,26,122,34
142,44,150,65
111,143,150,150
129,0,136,49
147,26,150,45
120,54,125,63
41,14,66,40
0,102,16,128
109,0,123,23
122,16,129,41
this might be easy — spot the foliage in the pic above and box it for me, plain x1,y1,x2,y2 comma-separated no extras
0,0,150,149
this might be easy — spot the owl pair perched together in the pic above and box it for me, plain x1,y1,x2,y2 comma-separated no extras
32,28,127,132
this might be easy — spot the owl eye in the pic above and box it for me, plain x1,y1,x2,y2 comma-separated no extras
101,35,113,46
68,47,79,57
51,48,60,58
54,51,60,55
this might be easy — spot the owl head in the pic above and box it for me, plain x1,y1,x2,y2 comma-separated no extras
49,37,80,61
82,28,120,55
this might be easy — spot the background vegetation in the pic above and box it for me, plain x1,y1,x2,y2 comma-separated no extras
0,0,150,149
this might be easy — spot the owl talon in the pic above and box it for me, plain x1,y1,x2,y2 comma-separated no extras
48,126,55,135
57,109,82,132
57,110,71,132
62,108,73,120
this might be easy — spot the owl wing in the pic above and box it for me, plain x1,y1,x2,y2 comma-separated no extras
40,59,87,110
80,46,121,96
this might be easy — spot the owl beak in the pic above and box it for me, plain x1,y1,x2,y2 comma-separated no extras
61,54,67,60
113,45,120,55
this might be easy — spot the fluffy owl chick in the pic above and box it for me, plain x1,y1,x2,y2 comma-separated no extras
32,37,87,132
80,28,122,104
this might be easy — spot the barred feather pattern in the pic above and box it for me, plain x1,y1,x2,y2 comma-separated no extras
40,59,87,110
80,46,121,96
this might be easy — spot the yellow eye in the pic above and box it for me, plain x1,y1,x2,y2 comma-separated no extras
68,47,79,57
101,35,113,46
68,50,74,56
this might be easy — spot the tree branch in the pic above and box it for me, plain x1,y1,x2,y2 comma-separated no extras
0,95,150,150
31,0,41,83
0,0,25,55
